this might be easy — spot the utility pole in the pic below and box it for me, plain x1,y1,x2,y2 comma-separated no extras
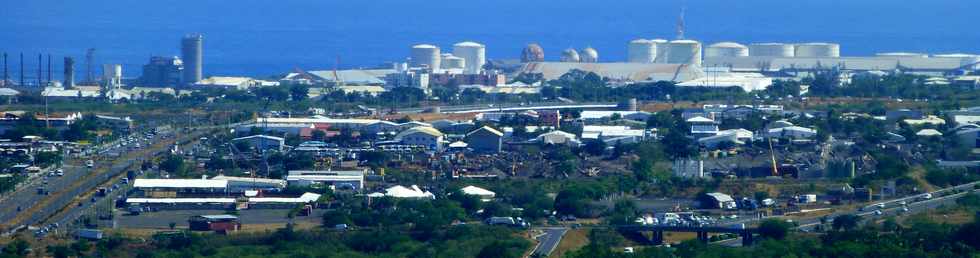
2,53,7,86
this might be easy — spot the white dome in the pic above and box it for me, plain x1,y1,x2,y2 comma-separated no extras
581,47,598,63
561,48,581,62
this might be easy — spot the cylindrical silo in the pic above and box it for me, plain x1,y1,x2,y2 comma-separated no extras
628,39,657,63
561,48,581,62
440,54,466,70
453,41,485,74
103,64,122,86
705,42,749,58
666,40,702,66
650,39,669,63
749,43,795,57
794,43,840,57
581,47,598,63
411,44,441,71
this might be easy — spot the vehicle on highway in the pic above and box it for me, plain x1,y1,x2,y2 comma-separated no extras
921,193,933,200
901,207,910,213
875,203,886,209
874,210,883,215
86,160,94,168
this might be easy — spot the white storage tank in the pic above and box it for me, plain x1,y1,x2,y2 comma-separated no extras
103,64,122,86
581,47,599,63
666,39,702,66
411,44,441,71
794,43,840,57
440,54,466,70
560,48,581,62
749,43,795,57
651,39,669,63
876,52,929,58
705,42,749,57
453,41,485,74
628,39,657,63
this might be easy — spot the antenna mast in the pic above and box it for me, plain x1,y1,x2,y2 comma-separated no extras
676,5,686,40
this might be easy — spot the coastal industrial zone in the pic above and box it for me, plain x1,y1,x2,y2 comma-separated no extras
1,29,980,257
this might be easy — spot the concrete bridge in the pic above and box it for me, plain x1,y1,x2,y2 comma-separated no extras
619,225,757,246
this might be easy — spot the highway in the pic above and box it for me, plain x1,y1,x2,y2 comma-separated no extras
531,227,567,257
712,181,980,247
0,129,197,236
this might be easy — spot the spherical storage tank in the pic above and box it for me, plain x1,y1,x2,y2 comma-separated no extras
749,43,795,57
794,43,840,57
666,40,702,66
705,42,749,58
561,48,581,62
440,54,466,70
521,43,545,63
453,41,485,74
581,47,598,63
411,44,441,71
628,39,657,63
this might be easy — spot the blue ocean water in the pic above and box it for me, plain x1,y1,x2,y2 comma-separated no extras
1,0,978,80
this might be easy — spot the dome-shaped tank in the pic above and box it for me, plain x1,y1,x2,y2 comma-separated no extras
794,43,840,57
666,40,702,66
581,47,598,63
749,43,795,57
453,41,485,74
628,39,657,63
705,42,749,57
521,43,545,63
561,48,581,62
411,44,441,71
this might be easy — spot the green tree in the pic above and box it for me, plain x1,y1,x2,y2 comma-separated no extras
758,219,792,240
833,214,862,231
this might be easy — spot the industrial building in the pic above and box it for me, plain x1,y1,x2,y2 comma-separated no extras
464,126,504,153
141,56,183,87
181,34,203,84
286,169,366,190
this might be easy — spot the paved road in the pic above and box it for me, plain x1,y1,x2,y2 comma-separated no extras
532,227,567,257
0,132,180,234
116,209,326,229
713,182,980,247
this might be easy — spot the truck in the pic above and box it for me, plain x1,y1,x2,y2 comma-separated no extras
76,229,103,240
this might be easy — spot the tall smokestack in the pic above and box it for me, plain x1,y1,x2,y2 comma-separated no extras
64,57,75,89
2,53,7,87
181,34,203,84
19,53,23,86
85,48,95,83
46,54,51,86
37,54,42,87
